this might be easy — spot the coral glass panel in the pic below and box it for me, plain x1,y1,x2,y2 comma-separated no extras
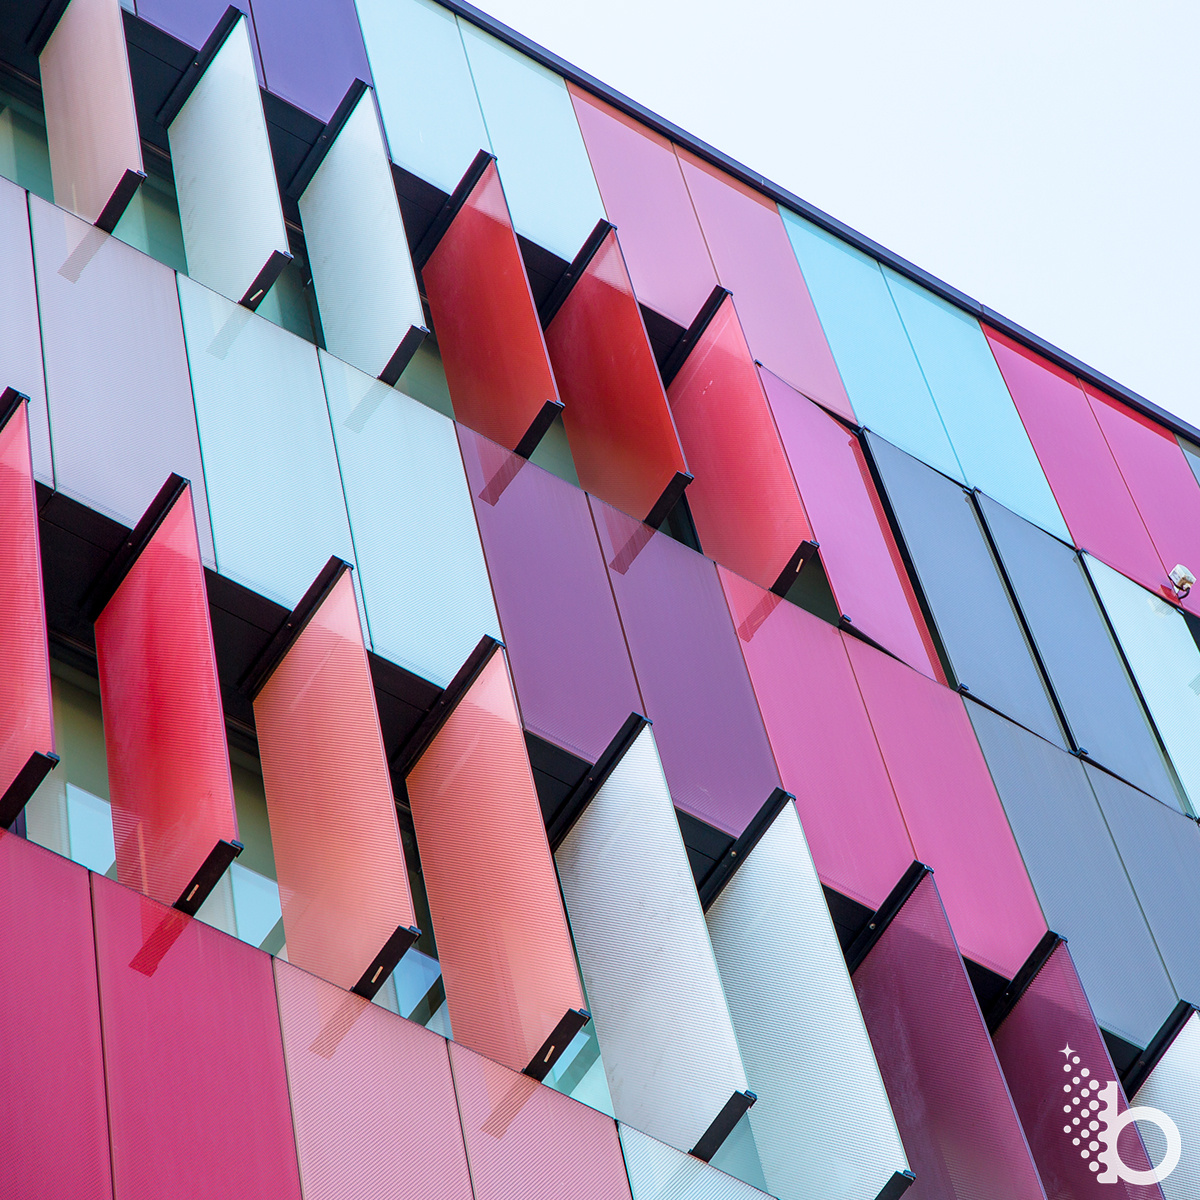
95,484,238,906
91,873,302,1200
253,570,416,992
422,159,562,454
406,650,585,1072
545,228,688,523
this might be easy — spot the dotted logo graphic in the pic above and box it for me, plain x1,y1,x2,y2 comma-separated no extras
1058,1044,1182,1185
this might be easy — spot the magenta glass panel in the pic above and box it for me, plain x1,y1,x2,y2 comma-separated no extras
994,941,1164,1200
590,494,781,836
91,873,302,1200
459,426,643,762
0,834,111,1200
853,873,1047,1200
718,565,913,910
845,636,1045,978
448,1039,633,1200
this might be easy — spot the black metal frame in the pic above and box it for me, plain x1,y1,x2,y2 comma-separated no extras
689,1090,756,1161
697,787,792,911
412,149,495,271
156,5,243,127
845,861,932,975
523,1008,591,1081
659,285,731,388
1122,998,1198,1098
537,218,614,328
985,929,1063,1033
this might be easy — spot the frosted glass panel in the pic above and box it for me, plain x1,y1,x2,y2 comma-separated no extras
618,1125,772,1200
1132,1012,1200,1200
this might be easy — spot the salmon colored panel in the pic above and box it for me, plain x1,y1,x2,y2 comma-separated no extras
845,635,1046,977
407,650,584,1072
95,484,238,906
254,570,416,992
568,85,717,327
718,566,914,909
273,960,474,1200
40,0,143,226
448,1039,633,1200
423,160,561,453
668,295,812,590
676,148,852,421
545,228,689,522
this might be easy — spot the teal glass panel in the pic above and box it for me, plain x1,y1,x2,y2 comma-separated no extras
882,268,1070,542
0,86,53,202
396,338,453,418
780,210,961,482
112,166,187,274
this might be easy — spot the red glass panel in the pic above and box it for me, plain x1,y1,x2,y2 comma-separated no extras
254,570,416,991
91,872,302,1200
95,483,237,905
423,160,561,453
667,294,813,591
0,833,111,1199
406,649,585,1072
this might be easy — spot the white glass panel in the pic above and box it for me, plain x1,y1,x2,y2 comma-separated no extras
1132,1012,1200,1200
618,1124,773,1200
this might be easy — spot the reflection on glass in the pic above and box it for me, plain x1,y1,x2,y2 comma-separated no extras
258,239,325,347
395,337,453,418
0,86,52,201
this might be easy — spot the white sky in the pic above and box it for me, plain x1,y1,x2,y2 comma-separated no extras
472,0,1200,429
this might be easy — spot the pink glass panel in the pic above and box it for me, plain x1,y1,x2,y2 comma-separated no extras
448,1039,633,1200
254,570,416,991
544,228,688,523
273,959,474,1200
676,148,853,421
0,402,54,800
718,566,913,909
845,635,1046,977
95,484,238,905
760,366,942,680
423,160,561,453
853,873,1046,1200
993,941,1164,1200
91,872,302,1200
567,85,717,327
0,833,111,1199
667,294,813,590
406,650,585,1072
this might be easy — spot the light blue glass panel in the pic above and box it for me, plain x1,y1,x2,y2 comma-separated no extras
1179,436,1200,490
780,209,962,482
229,862,282,949
458,21,606,260
353,0,489,194
178,274,358,610
619,1124,774,1200
65,784,115,876
319,350,500,686
0,88,53,202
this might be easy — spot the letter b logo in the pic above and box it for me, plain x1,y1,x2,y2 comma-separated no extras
1095,1082,1182,1185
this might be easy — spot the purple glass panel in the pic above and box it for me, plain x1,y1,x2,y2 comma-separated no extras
136,1,261,78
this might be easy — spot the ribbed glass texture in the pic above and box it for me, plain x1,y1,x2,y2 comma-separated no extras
1132,1012,1200,1200
407,650,585,1072
853,873,1046,1200
618,1122,777,1200
95,484,238,906
706,802,909,1200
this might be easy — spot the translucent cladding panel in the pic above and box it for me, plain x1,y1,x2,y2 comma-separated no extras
556,726,748,1152
299,88,423,379
852,874,1046,1200
867,431,1066,747
675,153,851,422
167,14,290,305
706,802,909,1200
966,701,1176,1048
1180,436,1200,490
1085,556,1200,812
545,229,688,523
760,367,939,679
1133,1013,1200,1200
321,353,499,687
590,496,781,837
666,295,812,591
407,651,585,1072
458,427,640,762
253,571,415,992
30,196,214,560
355,0,489,194
567,85,717,327
984,327,1165,593
977,492,1179,808
136,0,254,60
619,1124,772,1200
421,160,561,453
273,960,474,1200
717,567,913,909
449,1039,633,1200
0,835,111,1199
91,873,302,1200
458,22,605,261
95,485,237,905
179,275,357,609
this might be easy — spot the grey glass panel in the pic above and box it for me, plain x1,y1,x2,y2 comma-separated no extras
967,700,1175,1047
867,431,1064,747
1179,436,1200,491
977,491,1180,808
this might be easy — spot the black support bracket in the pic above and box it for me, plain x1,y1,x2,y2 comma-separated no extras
157,5,244,127
770,539,819,597
174,839,243,916
287,78,370,198
0,751,60,831
352,924,422,1001
689,1090,756,1162
985,930,1064,1033
698,787,792,911
523,1009,591,1081
538,219,615,329
413,149,495,271
845,861,932,975
660,285,731,388
1122,999,1198,1098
